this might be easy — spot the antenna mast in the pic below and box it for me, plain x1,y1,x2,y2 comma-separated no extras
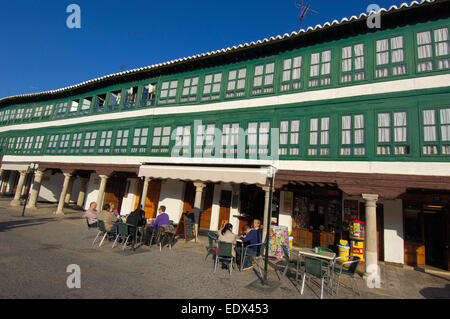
295,0,318,30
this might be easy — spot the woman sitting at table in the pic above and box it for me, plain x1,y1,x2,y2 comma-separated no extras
217,223,236,269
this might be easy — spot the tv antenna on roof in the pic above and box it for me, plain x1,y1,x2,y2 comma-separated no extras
295,0,318,31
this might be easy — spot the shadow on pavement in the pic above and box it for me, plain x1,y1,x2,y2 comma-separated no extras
0,218,57,233
420,284,450,299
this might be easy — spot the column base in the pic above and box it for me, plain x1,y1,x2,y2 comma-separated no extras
54,210,65,215
10,199,21,206
26,204,37,209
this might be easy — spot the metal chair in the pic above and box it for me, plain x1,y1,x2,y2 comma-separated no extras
112,223,131,251
301,256,331,299
205,231,218,261
333,256,361,296
158,224,175,251
92,220,112,247
83,218,97,239
213,241,233,276
281,243,304,282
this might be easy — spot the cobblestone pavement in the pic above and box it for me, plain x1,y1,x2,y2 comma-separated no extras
0,198,449,299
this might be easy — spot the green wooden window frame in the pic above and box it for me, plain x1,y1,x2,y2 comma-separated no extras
201,72,222,101
150,126,171,154
123,87,138,109
140,83,157,107
181,76,199,102
93,94,106,113
279,120,300,156
341,44,366,83
375,36,407,78
252,62,275,95
58,133,71,154
46,134,59,154
69,133,82,154
376,111,409,155
131,127,149,153
82,131,98,154
114,129,129,153
107,90,122,111
340,114,366,156
308,50,332,87
159,80,178,104
22,136,34,154
79,98,92,115
15,108,24,122
97,130,113,154
33,106,43,119
416,27,450,73
226,68,247,98
7,137,15,152
54,102,68,119
221,122,240,157
14,136,24,154
246,121,270,157
173,125,191,156
421,107,450,155
24,107,33,120
33,135,45,154
308,117,330,156
195,123,215,156
42,105,54,120
68,100,79,117
281,56,302,92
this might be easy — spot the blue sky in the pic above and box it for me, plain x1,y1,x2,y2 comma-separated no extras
0,0,410,98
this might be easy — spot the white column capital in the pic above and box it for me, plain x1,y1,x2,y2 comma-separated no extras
63,172,72,178
34,170,45,178
362,194,379,205
193,181,206,191
18,170,28,176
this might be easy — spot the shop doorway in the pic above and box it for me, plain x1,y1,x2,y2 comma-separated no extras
218,190,232,230
423,207,447,268
134,179,162,219
182,182,214,230
238,185,265,233
104,175,128,212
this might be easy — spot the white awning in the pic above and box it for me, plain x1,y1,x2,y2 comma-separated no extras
1,162,31,172
138,164,274,185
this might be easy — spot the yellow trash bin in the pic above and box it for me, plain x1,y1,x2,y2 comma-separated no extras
338,240,350,262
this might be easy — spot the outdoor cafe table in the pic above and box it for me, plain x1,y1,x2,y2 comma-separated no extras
290,247,336,281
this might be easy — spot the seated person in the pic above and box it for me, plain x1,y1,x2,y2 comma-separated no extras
84,202,98,227
217,223,236,269
145,206,169,245
235,225,262,271
252,218,263,245
98,203,121,234
126,205,146,242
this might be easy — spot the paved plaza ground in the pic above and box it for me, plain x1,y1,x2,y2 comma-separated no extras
0,198,449,299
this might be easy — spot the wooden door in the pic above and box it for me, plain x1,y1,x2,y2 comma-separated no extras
182,182,195,214
104,176,127,211
199,183,214,230
218,191,232,230
134,179,162,219
446,209,450,270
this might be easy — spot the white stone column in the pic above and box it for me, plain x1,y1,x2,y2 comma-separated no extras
26,170,45,209
362,193,379,276
64,176,75,204
10,170,28,206
140,177,151,209
261,185,272,243
55,173,72,215
0,169,4,195
76,177,89,207
193,181,206,241
96,175,109,211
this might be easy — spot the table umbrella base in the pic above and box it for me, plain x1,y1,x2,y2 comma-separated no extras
245,279,281,294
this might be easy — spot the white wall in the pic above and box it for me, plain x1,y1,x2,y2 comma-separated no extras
120,178,139,216
6,170,17,194
381,199,404,264
209,183,241,233
84,173,100,210
38,171,63,202
157,179,185,223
